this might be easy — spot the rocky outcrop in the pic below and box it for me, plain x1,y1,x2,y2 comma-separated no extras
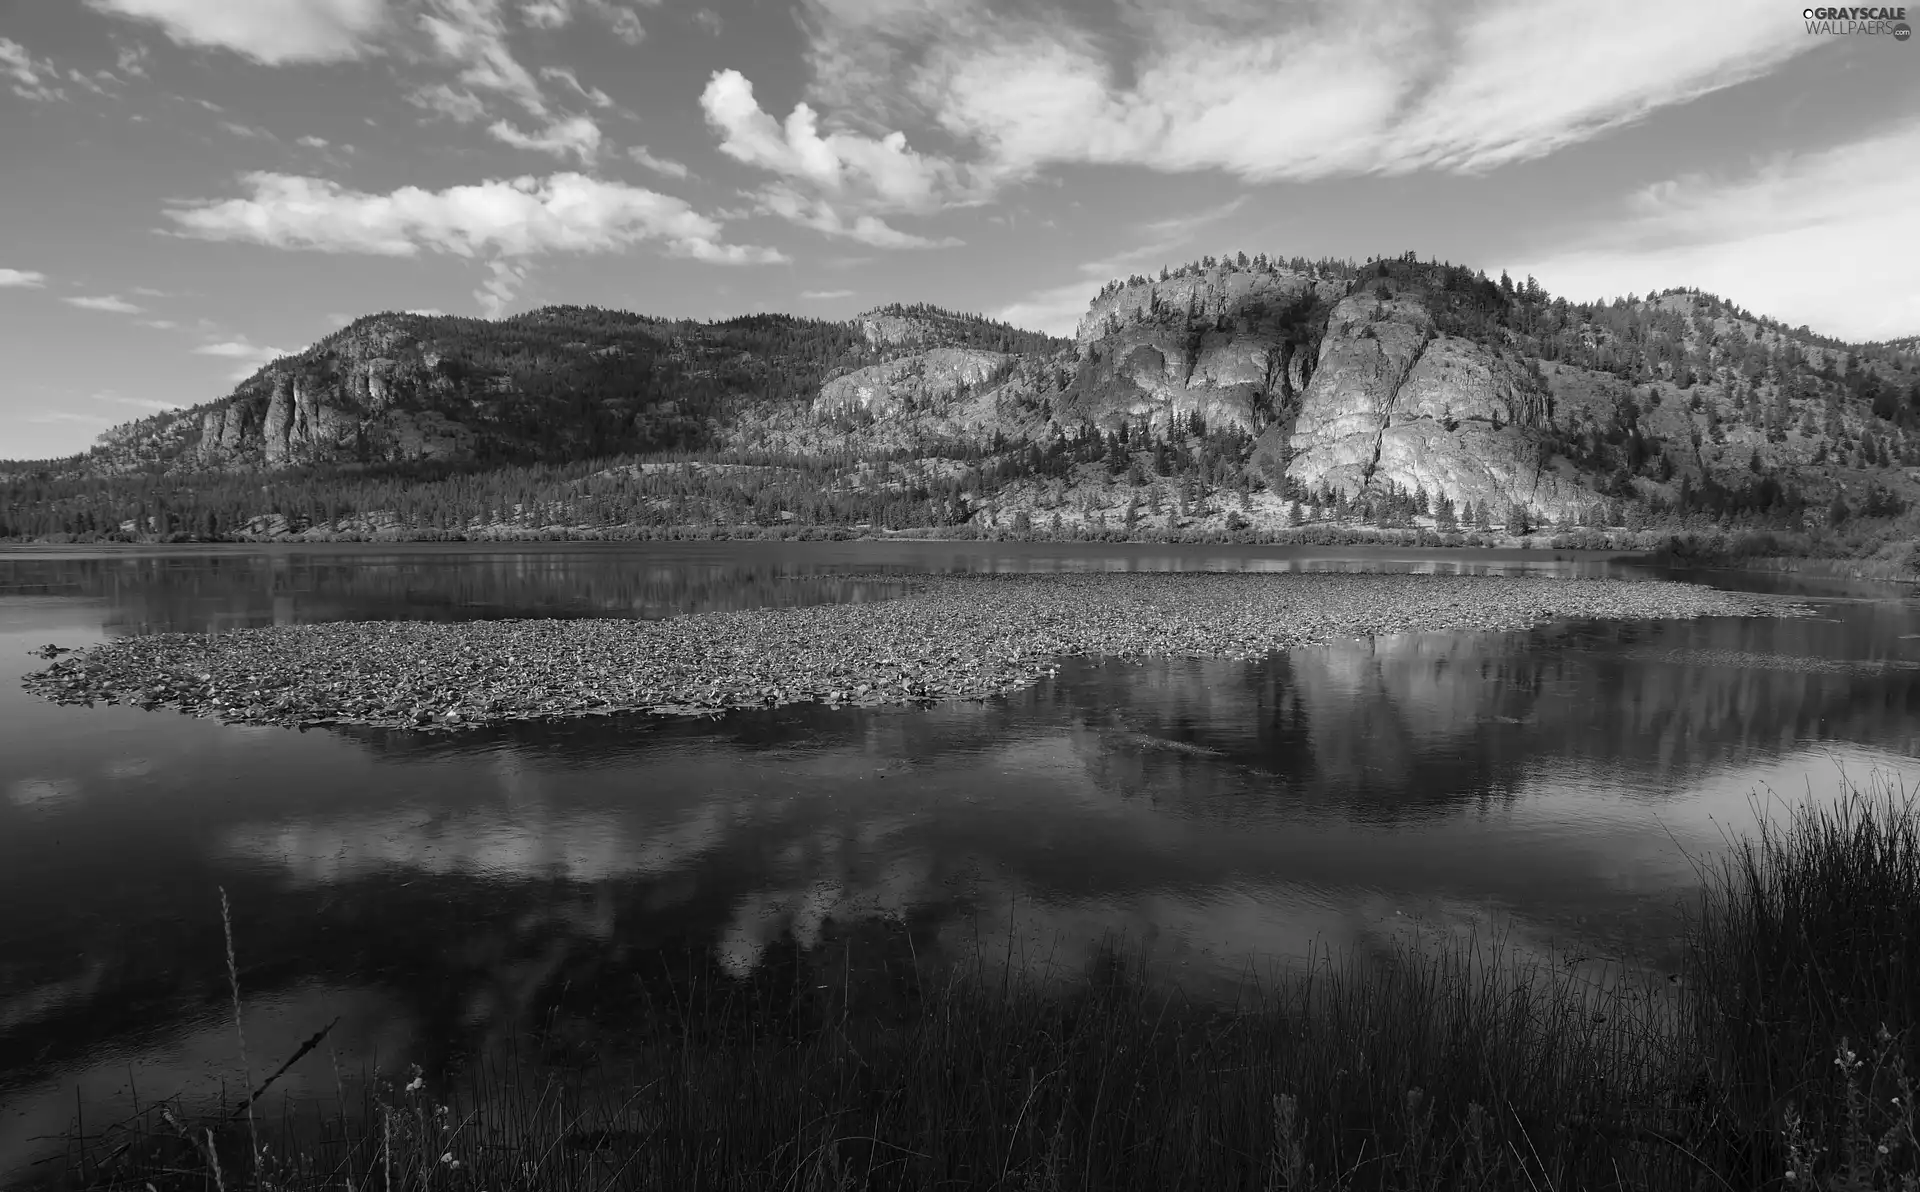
1067,270,1602,523
1060,265,1340,436
184,317,490,470
817,349,1015,417
1274,292,1597,522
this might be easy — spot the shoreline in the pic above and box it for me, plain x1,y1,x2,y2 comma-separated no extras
4,525,1914,585
21,570,1804,734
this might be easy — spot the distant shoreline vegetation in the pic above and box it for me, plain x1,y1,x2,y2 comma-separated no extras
4,520,1917,582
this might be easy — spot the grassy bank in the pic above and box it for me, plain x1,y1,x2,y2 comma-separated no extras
29,773,1920,1191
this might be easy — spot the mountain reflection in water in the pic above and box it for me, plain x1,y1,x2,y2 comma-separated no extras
0,543,1914,1178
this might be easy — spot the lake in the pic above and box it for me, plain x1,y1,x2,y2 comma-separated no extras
2,541,1916,1177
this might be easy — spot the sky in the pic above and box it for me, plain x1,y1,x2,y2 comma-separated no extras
1,0,1917,461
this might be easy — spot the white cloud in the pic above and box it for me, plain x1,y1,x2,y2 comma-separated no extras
626,145,690,179
27,411,117,426
164,171,787,275
93,391,187,411
796,0,1817,186
85,0,390,65
993,280,1094,338
405,307,448,316
701,67,971,248
758,184,960,249
474,260,526,315
799,289,853,300
540,65,611,108
1512,118,1920,343
139,318,181,329
993,197,1248,337
489,113,602,162
407,82,487,122
703,68,961,210
196,338,293,381
1,36,65,100
0,268,48,288
195,339,290,362
297,134,330,148
65,295,145,314
417,0,546,116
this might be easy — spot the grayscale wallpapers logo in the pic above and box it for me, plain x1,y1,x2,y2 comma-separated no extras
1804,5,1912,36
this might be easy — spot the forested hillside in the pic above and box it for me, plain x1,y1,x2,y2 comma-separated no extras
3,254,1916,570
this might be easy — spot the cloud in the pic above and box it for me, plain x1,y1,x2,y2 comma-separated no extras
626,145,691,179
0,268,48,288
474,259,526,316
85,0,390,64
794,0,1816,187
405,307,448,316
92,391,187,411
993,280,1093,338
407,82,487,122
993,197,1250,337
518,0,569,28
64,295,146,314
196,337,293,381
539,65,611,108
1511,116,1920,343
417,0,547,116
27,411,117,426
799,289,853,300
195,339,289,361
164,171,787,276
1,36,65,100
585,0,646,45
757,184,960,249
489,113,602,162
692,7,721,35
701,67,972,247
703,68,961,210
296,134,330,148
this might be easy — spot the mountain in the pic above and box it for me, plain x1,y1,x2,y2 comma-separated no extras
5,253,1919,550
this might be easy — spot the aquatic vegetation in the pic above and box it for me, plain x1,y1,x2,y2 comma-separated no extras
19,571,1799,733
30,770,1920,1190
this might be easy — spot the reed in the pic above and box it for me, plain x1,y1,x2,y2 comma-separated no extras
34,769,1920,1190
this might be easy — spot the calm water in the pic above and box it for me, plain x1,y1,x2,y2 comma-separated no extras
2,542,1917,1173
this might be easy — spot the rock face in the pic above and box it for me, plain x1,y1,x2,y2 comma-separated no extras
817,349,1015,417
1060,265,1341,437
1274,292,1598,522
1069,269,1603,522
70,281,1605,522
192,318,489,469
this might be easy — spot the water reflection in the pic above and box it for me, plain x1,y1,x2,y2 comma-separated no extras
0,544,1915,1179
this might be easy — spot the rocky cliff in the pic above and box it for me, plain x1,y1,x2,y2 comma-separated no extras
1061,266,1602,522
19,258,1919,543
1272,289,1596,523
1059,265,1338,438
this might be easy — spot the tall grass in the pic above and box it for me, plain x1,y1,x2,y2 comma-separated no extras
33,770,1920,1190
1680,774,1920,1188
